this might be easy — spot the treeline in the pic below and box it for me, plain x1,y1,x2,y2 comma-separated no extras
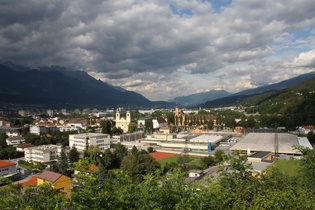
2,147,315,209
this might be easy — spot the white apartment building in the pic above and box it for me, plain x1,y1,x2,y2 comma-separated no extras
69,133,110,152
29,125,47,135
24,144,63,163
6,136,25,146
58,125,82,132
0,160,17,177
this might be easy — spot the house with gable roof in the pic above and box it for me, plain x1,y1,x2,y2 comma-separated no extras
37,170,71,198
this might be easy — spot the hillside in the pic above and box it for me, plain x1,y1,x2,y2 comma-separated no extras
234,72,315,96
169,90,231,107
200,72,315,108
0,63,170,107
242,76,315,106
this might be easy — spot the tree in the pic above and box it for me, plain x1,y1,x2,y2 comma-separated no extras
102,148,114,170
144,120,153,134
121,154,139,177
83,145,102,166
113,143,128,168
97,160,107,185
200,155,215,169
58,147,71,177
0,131,7,147
101,120,111,134
214,150,226,164
128,122,137,133
112,127,123,135
68,146,80,164
147,147,154,153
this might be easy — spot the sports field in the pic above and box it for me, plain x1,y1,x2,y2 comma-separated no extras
149,152,203,169
149,152,177,160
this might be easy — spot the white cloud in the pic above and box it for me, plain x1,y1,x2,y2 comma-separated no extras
291,49,315,68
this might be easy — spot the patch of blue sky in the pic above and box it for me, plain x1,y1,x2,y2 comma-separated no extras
169,4,193,16
269,27,314,57
202,0,232,13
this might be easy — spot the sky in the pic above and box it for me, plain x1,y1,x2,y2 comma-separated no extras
1,0,315,101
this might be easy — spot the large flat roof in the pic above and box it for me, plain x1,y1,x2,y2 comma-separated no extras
230,133,301,154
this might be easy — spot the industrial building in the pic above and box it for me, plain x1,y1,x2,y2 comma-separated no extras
142,133,229,154
230,133,310,157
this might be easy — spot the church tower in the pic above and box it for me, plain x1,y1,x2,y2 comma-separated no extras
126,111,131,123
116,112,120,123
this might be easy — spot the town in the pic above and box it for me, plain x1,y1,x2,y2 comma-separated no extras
1,103,315,208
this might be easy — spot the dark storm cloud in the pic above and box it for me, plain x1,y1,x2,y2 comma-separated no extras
0,0,315,100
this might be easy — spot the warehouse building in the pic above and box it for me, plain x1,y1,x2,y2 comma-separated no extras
230,133,307,157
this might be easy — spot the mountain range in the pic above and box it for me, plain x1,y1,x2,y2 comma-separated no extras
169,90,231,107
0,62,171,108
1,62,314,109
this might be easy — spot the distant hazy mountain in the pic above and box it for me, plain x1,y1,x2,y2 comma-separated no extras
169,90,231,107
0,62,170,107
200,72,315,108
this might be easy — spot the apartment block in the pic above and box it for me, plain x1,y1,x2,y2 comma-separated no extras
69,133,110,152
24,144,63,163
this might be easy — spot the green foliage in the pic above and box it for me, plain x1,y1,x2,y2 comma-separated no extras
0,183,71,209
5,146,315,209
147,146,154,153
112,127,123,135
144,119,153,134
0,146,24,159
101,120,111,134
128,122,137,133
83,145,102,166
200,155,215,169
0,131,7,147
68,146,80,164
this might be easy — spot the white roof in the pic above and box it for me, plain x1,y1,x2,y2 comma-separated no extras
190,134,223,143
298,137,313,149
230,133,301,154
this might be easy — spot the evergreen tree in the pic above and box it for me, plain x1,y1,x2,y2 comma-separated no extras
58,147,71,177
101,120,111,134
68,146,80,164
97,160,107,185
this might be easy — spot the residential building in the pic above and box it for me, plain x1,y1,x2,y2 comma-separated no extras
0,160,17,177
69,133,110,152
24,144,63,163
29,125,47,135
37,170,71,199
47,109,54,117
16,143,35,152
153,117,167,129
0,127,22,137
6,136,25,146
58,125,82,132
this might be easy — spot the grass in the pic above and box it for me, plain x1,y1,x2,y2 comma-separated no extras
272,159,302,177
157,155,203,169
18,163,33,170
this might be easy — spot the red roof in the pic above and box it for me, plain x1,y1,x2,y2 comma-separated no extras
0,160,16,168
305,126,315,129
19,176,38,187
17,143,35,148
